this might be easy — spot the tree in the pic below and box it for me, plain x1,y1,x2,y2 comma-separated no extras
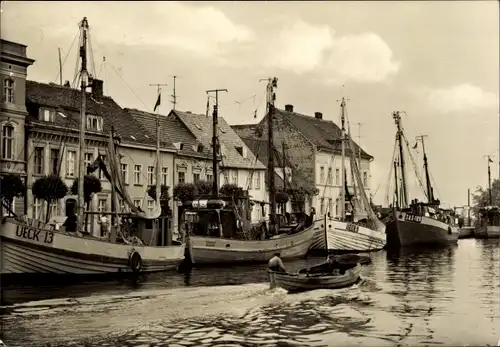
0,173,25,215
220,183,242,197
147,184,171,216
173,182,197,203
32,175,68,222
472,179,500,217
71,175,102,231
195,180,212,196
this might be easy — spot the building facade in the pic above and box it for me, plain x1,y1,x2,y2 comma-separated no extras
170,110,268,223
233,104,373,218
0,39,35,216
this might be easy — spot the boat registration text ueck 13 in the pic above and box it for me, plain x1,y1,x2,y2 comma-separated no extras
404,214,422,223
15,225,54,245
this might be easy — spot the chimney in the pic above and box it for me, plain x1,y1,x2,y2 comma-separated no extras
314,112,323,119
285,104,294,112
91,78,104,98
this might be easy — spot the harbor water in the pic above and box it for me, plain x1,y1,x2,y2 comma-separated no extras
1,238,499,347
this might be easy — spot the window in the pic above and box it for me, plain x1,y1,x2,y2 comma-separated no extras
161,167,168,186
235,146,247,158
248,172,253,189
254,171,260,190
84,153,93,173
206,172,213,182
363,172,368,187
86,115,103,132
231,171,238,185
2,197,15,217
98,199,107,216
134,165,142,185
40,108,55,122
133,199,141,208
193,172,200,183
121,163,129,184
320,166,325,184
99,155,107,180
320,198,325,215
33,147,44,175
50,148,60,175
328,198,333,214
66,150,76,177
335,198,339,216
3,78,14,103
178,171,185,184
119,199,127,213
49,201,59,217
1,125,14,160
147,166,154,185
33,198,42,219
147,200,154,213
335,168,340,186
327,168,333,185
223,171,229,185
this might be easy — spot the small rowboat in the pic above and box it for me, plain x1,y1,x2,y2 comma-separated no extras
269,263,362,293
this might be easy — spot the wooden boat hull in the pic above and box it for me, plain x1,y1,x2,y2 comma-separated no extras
188,224,317,265
384,210,459,248
474,225,500,239
458,226,475,239
311,219,386,252
0,218,185,275
270,263,362,292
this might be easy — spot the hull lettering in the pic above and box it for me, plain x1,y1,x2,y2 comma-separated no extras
404,213,422,223
15,225,54,245
346,223,359,233
205,241,216,247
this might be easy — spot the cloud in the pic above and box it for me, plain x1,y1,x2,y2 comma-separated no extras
427,84,499,113
262,20,400,84
1,1,255,58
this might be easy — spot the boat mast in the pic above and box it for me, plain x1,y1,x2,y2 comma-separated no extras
282,141,287,215
76,17,89,233
416,134,433,203
206,88,228,199
392,111,408,208
339,97,348,220
487,155,492,205
467,188,471,226
260,77,278,234
393,159,399,208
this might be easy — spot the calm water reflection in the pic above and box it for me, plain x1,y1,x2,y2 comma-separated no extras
1,239,499,346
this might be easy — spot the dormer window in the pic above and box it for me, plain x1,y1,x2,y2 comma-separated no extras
39,108,55,122
86,114,103,132
3,78,14,103
193,143,204,153
235,146,247,158
173,142,184,150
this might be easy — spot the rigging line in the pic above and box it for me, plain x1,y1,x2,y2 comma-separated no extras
401,133,428,199
429,171,442,201
53,31,79,84
384,138,399,205
107,61,151,112
244,140,261,190
320,152,336,200
72,29,83,89
87,28,97,77
97,57,105,79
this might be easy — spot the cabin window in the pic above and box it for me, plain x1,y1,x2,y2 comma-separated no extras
3,78,14,103
147,166,155,185
363,172,368,187
134,165,142,185
335,168,340,185
121,163,129,184
39,108,55,122
161,167,168,185
50,148,60,175
32,198,42,219
33,147,44,175
254,171,260,190
320,166,325,184
320,198,325,215
1,124,15,160
327,168,333,185
178,171,185,184
86,115,103,132
66,150,76,177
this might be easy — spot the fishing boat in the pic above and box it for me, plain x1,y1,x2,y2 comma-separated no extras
269,262,362,293
475,206,500,238
311,97,386,252
455,195,475,238
384,111,459,248
0,17,185,277
181,77,316,265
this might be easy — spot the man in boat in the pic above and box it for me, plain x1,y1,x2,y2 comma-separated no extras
268,252,287,273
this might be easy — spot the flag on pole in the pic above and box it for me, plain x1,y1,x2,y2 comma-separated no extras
489,157,494,163
412,142,418,149
154,93,161,112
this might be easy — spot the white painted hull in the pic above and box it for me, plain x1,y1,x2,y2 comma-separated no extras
311,219,386,252
270,263,362,292
188,225,317,265
0,218,185,275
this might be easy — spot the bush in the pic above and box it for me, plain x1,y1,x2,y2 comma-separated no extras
147,184,171,216
276,190,289,204
32,175,68,222
173,182,197,203
71,175,102,204
195,180,212,196
220,183,242,197
0,173,25,204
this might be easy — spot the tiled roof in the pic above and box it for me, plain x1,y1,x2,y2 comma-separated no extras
273,108,373,160
239,136,315,191
25,81,158,147
171,110,266,170
125,108,212,159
